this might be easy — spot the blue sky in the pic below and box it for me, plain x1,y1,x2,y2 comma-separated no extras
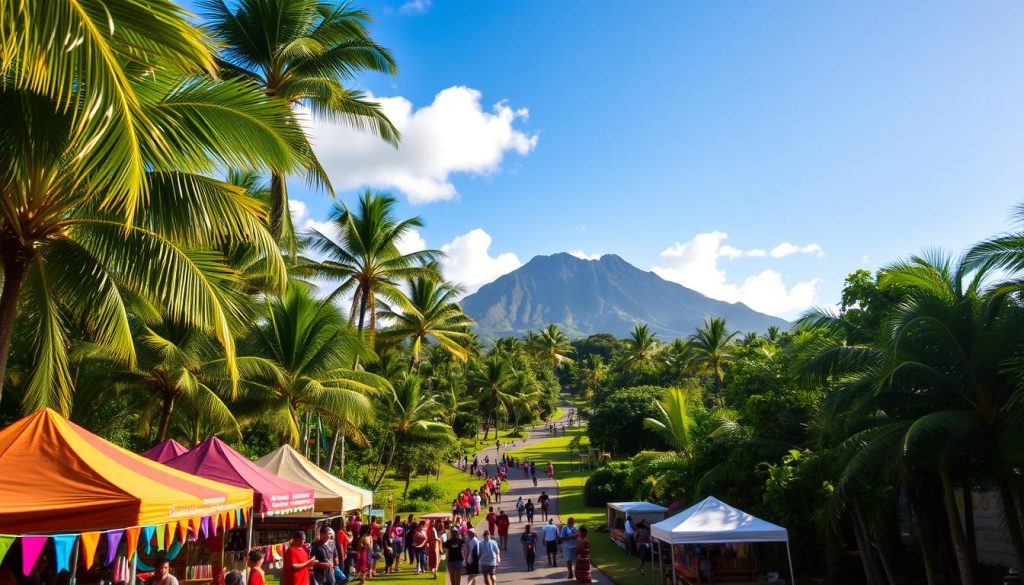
184,1,1024,318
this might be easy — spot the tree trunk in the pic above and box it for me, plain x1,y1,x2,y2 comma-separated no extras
852,499,883,585
340,435,346,476
327,428,341,472
996,469,1024,570
962,479,979,572
269,172,286,241
156,394,175,443
0,237,34,404
356,291,368,338
481,412,491,440
941,472,976,585
373,438,400,490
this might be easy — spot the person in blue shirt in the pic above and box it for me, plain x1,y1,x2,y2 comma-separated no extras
478,531,501,585
560,518,580,580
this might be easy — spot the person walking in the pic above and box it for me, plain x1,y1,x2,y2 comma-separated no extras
546,461,554,479
445,527,465,585
560,518,580,581
525,499,535,524
412,522,428,574
478,531,501,585
463,528,481,585
310,526,337,585
575,527,593,583
636,521,652,575
519,525,537,571
538,491,550,522
486,506,497,535
391,517,404,573
427,521,441,579
495,509,511,551
515,497,525,522
541,519,559,567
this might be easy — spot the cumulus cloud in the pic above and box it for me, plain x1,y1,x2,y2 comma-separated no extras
771,242,825,258
651,231,820,318
396,228,428,255
440,229,521,294
306,86,538,204
399,0,431,14
570,250,601,261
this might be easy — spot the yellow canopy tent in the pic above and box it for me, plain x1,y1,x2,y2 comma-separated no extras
0,408,253,534
255,445,373,513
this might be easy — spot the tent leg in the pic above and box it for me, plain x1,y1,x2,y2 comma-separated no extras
245,511,255,584
671,544,677,585
69,539,80,585
658,539,664,585
785,541,796,585
651,538,655,585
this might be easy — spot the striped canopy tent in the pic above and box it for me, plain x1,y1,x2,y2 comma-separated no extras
142,438,188,463
166,437,315,516
0,409,253,534
255,445,373,513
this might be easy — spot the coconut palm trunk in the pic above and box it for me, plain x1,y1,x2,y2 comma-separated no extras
156,395,176,443
941,471,977,585
0,241,33,400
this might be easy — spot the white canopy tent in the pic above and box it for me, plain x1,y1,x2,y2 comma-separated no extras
608,501,668,548
649,496,794,585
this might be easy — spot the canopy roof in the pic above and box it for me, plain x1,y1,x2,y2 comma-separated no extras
166,437,315,515
142,438,188,463
651,496,788,544
608,501,669,514
255,445,373,512
0,409,253,534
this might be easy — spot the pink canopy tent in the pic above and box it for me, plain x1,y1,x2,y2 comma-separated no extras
141,438,188,463
165,436,315,515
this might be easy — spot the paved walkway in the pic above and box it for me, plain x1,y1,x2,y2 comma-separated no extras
463,407,610,585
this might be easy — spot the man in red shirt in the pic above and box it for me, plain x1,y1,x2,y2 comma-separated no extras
495,509,511,551
283,531,316,585
485,507,497,535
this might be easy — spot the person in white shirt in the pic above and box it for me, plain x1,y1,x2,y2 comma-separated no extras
478,531,501,585
541,519,559,567
624,515,635,556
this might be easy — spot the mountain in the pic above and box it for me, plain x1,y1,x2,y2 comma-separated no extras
461,253,790,340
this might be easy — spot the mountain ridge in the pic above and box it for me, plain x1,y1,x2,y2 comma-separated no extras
461,252,790,340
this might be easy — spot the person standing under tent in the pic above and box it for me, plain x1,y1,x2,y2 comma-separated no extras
624,514,635,556
636,521,652,575
310,526,337,585
284,532,316,585
146,559,179,585
247,550,266,585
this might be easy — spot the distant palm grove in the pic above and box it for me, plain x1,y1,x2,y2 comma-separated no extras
1,2,1023,585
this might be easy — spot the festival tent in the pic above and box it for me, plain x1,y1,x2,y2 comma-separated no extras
0,408,253,534
165,436,315,516
142,438,188,463
255,445,373,513
650,496,793,584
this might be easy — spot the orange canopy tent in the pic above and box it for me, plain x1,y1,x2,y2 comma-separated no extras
0,408,253,534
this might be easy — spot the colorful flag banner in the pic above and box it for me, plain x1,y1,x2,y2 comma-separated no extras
21,535,48,576
105,530,123,566
176,520,187,544
79,532,101,570
124,527,140,561
155,524,166,551
0,536,15,565
200,517,210,540
52,535,77,572
141,526,156,555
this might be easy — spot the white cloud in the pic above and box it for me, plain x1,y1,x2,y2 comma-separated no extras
307,86,538,204
440,229,521,294
289,199,309,224
771,242,825,258
570,250,601,261
651,231,820,318
746,249,767,257
399,0,431,14
719,245,744,259
396,228,428,255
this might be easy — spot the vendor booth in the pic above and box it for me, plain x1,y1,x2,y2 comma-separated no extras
142,438,189,463
255,445,373,513
165,437,316,580
650,496,793,585
607,501,668,548
0,409,254,585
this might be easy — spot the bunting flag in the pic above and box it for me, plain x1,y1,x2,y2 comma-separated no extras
0,536,15,565
141,526,156,555
209,515,218,537
235,509,242,528
105,530,123,566
226,511,235,531
53,535,77,572
155,524,166,551
242,508,250,525
176,520,187,544
21,536,48,576
190,518,200,539
79,532,101,570
200,517,210,540
165,523,174,548
124,527,140,561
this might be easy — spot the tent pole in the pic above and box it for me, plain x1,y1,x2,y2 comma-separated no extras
658,539,664,585
69,539,80,585
785,541,796,585
650,537,655,585
671,544,676,585
245,510,256,584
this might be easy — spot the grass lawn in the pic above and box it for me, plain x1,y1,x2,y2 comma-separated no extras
505,426,650,585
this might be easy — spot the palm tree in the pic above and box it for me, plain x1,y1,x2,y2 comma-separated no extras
236,284,389,446
370,375,453,490
0,74,304,408
621,324,661,371
202,0,400,243
528,324,574,372
1,0,215,220
505,371,541,430
469,355,515,439
305,191,439,347
378,275,476,371
642,387,698,456
662,339,698,380
689,317,739,398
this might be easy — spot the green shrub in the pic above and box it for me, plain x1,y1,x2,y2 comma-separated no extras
408,482,446,503
583,462,632,506
397,498,434,512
